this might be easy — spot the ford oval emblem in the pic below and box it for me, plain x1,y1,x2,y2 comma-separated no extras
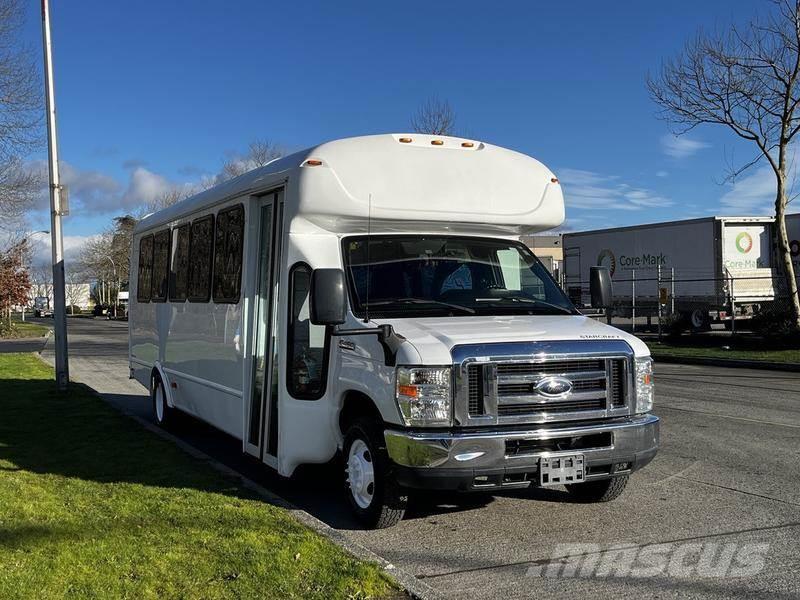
534,376,573,397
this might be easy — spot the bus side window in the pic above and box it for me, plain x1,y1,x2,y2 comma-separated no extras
213,204,245,303
151,229,171,302
188,215,214,302
136,235,154,302
287,263,329,400
169,224,190,302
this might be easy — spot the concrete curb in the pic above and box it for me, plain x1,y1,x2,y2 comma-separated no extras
33,351,441,600
653,354,800,372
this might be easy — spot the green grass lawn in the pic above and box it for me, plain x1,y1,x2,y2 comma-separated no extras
649,342,800,363
0,354,397,599
1,320,51,339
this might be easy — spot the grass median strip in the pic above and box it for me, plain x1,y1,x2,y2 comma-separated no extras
649,342,800,364
0,354,398,599
2,321,51,339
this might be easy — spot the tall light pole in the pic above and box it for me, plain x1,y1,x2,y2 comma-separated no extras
41,0,69,390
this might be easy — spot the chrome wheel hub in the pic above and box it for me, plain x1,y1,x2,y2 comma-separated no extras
155,385,164,422
347,439,375,509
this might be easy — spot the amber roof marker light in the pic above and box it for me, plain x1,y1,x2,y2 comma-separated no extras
461,142,474,148
399,137,413,143
551,177,559,184
304,159,323,167
431,139,444,146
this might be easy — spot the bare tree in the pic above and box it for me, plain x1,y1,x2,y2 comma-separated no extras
0,0,43,230
411,97,457,136
220,140,284,181
648,0,800,331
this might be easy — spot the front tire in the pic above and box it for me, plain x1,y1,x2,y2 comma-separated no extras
566,475,629,502
151,373,174,427
343,419,407,529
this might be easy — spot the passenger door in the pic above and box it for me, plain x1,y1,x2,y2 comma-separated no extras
245,190,283,464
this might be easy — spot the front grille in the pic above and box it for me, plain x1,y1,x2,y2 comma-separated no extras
609,359,625,407
497,359,604,375
465,356,628,422
498,398,606,416
467,364,483,415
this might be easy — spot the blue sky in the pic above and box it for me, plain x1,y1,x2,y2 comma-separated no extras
19,0,782,261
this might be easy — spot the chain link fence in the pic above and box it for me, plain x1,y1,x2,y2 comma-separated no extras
562,267,799,338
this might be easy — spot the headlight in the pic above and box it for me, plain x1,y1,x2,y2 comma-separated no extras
396,366,452,426
635,357,654,413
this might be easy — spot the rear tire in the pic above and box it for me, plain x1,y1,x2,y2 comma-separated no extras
566,475,629,502
343,418,407,529
151,372,174,428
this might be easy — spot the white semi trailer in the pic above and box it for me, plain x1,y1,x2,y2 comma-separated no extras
563,216,784,329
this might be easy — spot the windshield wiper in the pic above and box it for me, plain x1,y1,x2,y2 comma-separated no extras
475,296,575,315
366,297,476,314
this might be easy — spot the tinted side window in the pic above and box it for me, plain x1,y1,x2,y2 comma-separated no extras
136,235,154,302
287,264,329,399
188,215,214,302
169,224,190,301
151,229,171,302
213,204,245,303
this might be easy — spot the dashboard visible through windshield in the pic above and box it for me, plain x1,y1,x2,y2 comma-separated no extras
342,235,577,318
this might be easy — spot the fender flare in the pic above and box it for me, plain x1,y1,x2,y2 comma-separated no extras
150,362,175,408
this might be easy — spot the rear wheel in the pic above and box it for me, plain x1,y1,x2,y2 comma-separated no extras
566,475,629,502
343,418,407,529
151,372,174,427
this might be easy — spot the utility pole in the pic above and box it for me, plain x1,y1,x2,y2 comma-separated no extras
41,0,69,390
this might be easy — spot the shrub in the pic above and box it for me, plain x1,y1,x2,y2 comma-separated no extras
750,305,799,344
67,305,82,315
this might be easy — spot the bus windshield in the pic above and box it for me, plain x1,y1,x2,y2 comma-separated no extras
342,235,577,318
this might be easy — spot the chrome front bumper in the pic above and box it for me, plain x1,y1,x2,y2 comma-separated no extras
384,414,659,489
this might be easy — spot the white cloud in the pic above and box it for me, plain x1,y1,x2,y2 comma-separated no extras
656,170,669,177
120,167,173,209
719,164,776,215
558,168,673,211
661,134,710,159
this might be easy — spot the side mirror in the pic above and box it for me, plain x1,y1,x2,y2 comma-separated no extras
310,268,347,325
590,266,613,309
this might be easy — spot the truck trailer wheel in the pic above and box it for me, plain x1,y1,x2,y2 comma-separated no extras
343,418,407,529
566,475,629,502
151,372,174,428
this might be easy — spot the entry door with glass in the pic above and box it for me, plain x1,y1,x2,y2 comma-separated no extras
245,191,283,463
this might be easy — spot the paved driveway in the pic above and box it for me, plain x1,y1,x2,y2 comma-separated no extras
40,317,800,599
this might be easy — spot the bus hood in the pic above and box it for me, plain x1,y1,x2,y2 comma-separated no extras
377,314,650,364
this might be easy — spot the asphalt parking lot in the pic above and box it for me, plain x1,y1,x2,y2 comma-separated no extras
37,317,800,599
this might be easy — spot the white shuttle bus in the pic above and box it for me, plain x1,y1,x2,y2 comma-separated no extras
129,134,659,528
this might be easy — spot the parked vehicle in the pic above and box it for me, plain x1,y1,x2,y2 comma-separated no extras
128,134,659,528
563,216,787,329
33,296,53,318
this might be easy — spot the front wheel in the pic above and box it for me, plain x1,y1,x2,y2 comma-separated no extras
565,475,629,502
343,419,407,529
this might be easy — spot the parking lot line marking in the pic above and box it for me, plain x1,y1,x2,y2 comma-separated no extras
673,475,800,508
657,405,800,429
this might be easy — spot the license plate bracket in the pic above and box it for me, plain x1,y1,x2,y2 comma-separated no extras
539,454,585,486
